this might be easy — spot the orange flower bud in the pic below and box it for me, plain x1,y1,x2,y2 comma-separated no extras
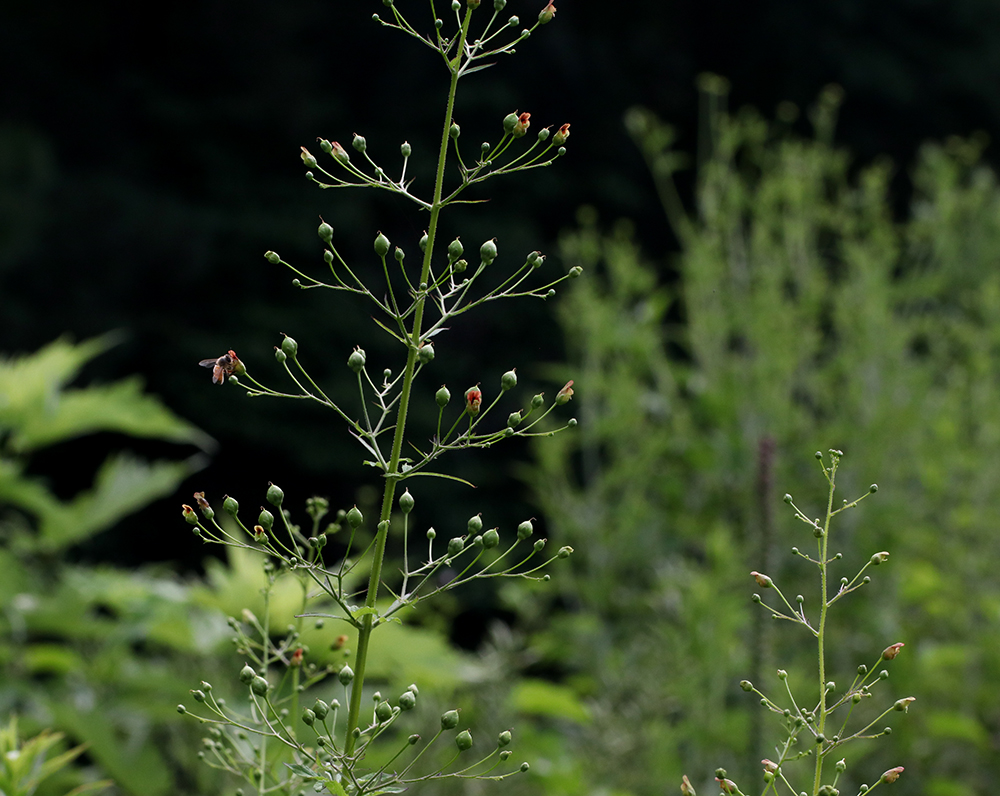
553,123,570,145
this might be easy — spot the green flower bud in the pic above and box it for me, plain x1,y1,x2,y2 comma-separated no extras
223,495,239,516
740,680,753,691
507,411,521,428
871,551,890,565
557,545,573,558
538,1,555,23
448,537,465,557
869,483,879,493
251,676,270,696
399,690,417,710
531,393,544,409
399,489,414,515
318,138,333,154
258,509,274,531
374,232,390,256
419,231,428,252
436,385,451,407
265,250,281,264
520,762,530,772
352,134,366,153
568,266,583,278
191,689,206,702
441,709,460,730
777,669,788,680
300,146,318,168
394,247,405,263
275,348,286,364
375,701,393,722
401,141,412,157
318,220,334,243
482,528,500,548
448,237,464,263
281,335,298,356
532,538,546,552
450,122,461,139
347,506,363,529
313,699,329,720
456,729,473,751
468,515,483,534
453,258,468,273
498,730,512,747
302,708,316,726
501,369,517,391
339,665,355,685
418,343,435,364
426,527,436,539
480,238,497,264
266,483,284,507
503,112,519,134
347,346,366,373
517,520,533,539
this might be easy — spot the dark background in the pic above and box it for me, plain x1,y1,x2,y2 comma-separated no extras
4,0,1000,567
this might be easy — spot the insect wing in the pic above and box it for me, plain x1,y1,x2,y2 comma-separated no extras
199,357,220,368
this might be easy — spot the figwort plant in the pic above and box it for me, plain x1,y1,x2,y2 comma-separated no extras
696,451,910,796
178,2,576,794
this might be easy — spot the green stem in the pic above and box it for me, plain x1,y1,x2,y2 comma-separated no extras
342,8,471,758
811,461,837,795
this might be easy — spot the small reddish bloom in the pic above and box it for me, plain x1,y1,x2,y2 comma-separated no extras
556,380,574,405
465,386,483,416
880,766,904,784
751,571,772,588
553,123,571,145
882,642,905,660
538,0,556,23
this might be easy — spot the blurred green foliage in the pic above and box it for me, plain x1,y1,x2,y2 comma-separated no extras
522,88,1000,795
0,337,223,795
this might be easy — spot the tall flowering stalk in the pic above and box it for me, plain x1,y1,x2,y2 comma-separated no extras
177,2,579,794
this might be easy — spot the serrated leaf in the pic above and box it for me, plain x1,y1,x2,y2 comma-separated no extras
10,377,215,453
34,452,205,551
325,779,349,796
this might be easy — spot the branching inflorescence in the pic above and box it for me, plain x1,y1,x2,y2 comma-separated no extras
177,2,576,794
698,451,911,796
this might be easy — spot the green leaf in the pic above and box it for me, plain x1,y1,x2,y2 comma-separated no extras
285,762,320,779
33,452,205,551
510,678,591,724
